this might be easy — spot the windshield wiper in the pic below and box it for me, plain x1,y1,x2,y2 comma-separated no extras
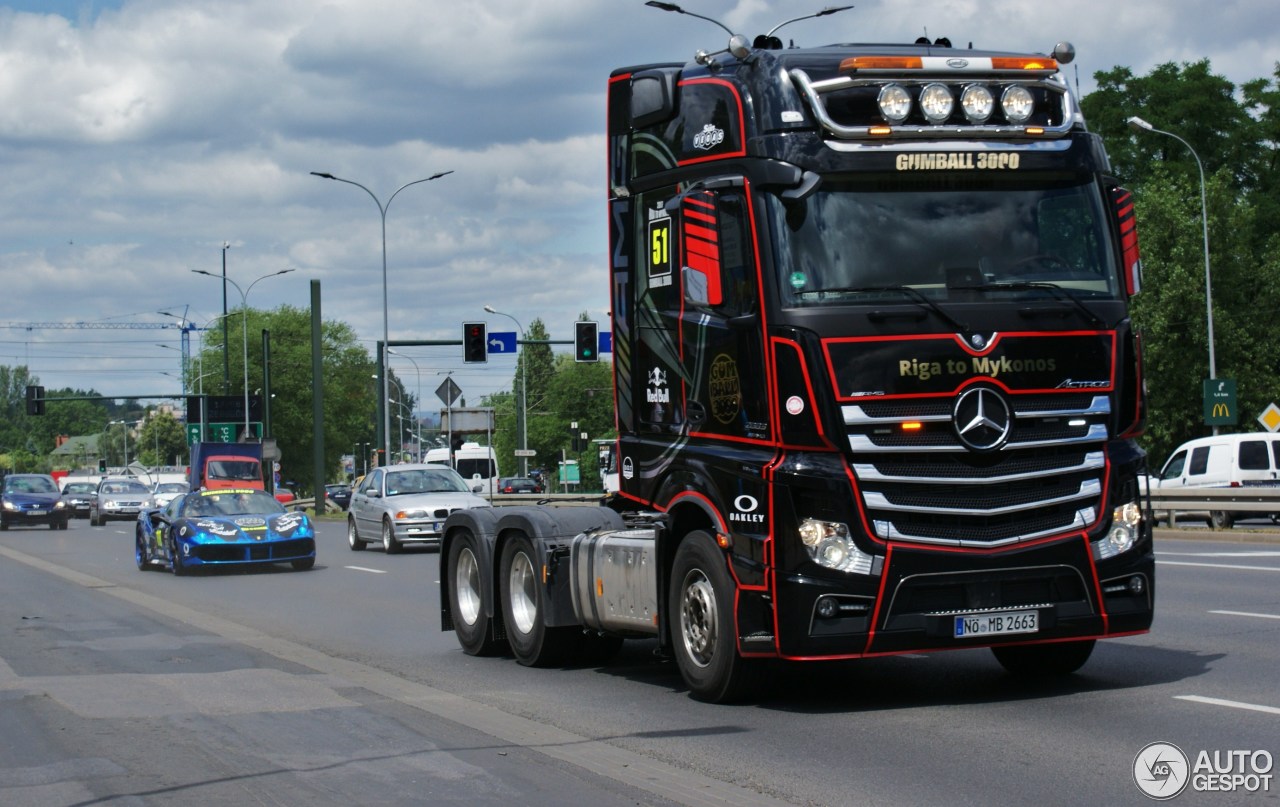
801,285,973,336
955,281,1106,329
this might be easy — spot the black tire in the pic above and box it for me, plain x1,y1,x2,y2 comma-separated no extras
669,530,762,703
135,530,150,571
381,519,401,554
89,512,101,527
0,519,7,531
291,557,316,571
170,538,188,577
1209,510,1234,530
347,518,366,551
448,531,504,656
500,534,578,666
58,519,68,530
991,639,1096,676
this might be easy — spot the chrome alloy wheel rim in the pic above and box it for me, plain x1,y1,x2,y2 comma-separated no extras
455,546,482,626
679,569,717,668
508,550,538,635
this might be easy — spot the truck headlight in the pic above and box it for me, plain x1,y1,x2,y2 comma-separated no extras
1094,501,1142,560
798,518,878,575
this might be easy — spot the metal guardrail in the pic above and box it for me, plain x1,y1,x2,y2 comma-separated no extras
1146,487,1280,528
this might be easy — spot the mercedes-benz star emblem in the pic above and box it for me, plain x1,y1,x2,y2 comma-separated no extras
953,387,1012,451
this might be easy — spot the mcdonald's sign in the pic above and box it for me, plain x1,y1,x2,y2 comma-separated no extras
1203,378,1238,426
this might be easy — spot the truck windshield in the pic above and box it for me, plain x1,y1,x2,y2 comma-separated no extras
769,174,1122,307
207,460,261,482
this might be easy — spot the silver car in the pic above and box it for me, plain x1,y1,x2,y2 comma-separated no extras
347,463,489,553
147,481,189,509
90,478,153,526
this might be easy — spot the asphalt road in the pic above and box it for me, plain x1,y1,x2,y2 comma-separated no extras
1,515,1277,806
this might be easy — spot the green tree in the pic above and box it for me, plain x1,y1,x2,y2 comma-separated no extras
193,304,378,496
1083,59,1280,464
492,318,556,476
135,410,188,466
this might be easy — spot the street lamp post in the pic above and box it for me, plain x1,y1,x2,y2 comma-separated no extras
110,420,133,467
311,169,453,466
1126,116,1216,384
484,305,528,476
192,268,295,440
221,242,231,392
387,348,423,461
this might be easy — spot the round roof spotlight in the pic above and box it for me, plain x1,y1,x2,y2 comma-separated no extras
919,82,954,124
1001,85,1035,124
877,83,912,124
960,84,994,123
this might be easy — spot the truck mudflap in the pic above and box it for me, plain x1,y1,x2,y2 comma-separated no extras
775,534,1154,658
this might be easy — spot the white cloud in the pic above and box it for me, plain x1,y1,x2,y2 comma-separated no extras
0,0,1277,399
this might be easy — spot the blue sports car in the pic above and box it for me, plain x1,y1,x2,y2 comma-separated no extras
136,488,316,575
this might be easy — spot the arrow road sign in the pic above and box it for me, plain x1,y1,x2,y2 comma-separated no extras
487,331,516,354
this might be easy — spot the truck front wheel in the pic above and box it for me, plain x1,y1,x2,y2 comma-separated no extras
669,530,761,703
500,534,577,666
448,531,504,656
991,639,1095,676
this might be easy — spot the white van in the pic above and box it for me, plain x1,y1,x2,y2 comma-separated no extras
423,442,499,496
1151,433,1280,527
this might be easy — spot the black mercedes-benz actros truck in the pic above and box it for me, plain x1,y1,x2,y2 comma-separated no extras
442,13,1153,702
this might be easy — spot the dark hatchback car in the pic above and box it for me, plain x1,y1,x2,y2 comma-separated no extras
325,484,352,511
498,477,541,494
61,481,98,518
2,473,69,530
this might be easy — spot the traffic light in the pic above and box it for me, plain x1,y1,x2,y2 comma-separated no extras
98,458,107,473
25,385,45,416
463,322,487,363
575,321,599,363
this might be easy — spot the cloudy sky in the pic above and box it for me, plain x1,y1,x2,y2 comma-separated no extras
1,0,1277,407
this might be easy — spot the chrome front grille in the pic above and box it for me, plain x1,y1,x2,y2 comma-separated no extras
844,394,1110,547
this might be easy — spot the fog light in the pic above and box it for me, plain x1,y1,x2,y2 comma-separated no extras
960,84,994,123
877,83,911,124
816,595,840,619
919,83,954,123
1001,85,1035,124
1128,575,1145,595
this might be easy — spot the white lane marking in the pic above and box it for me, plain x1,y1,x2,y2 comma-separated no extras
1209,610,1280,620
1175,695,1280,716
1156,560,1280,572
344,565,387,574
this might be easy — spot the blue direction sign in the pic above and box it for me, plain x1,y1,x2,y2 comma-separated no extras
487,331,517,354
599,330,612,354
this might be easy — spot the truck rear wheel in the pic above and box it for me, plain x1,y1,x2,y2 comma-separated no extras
448,531,504,656
500,534,578,666
991,639,1095,676
669,530,761,703
1209,510,1234,530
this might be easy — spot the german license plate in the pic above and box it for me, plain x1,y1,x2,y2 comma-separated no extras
954,610,1038,638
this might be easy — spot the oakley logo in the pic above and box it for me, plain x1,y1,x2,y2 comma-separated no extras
953,387,1012,452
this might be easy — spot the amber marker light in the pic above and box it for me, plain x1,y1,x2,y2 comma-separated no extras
901,421,924,432
991,57,1057,71
840,55,922,71
869,126,893,135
